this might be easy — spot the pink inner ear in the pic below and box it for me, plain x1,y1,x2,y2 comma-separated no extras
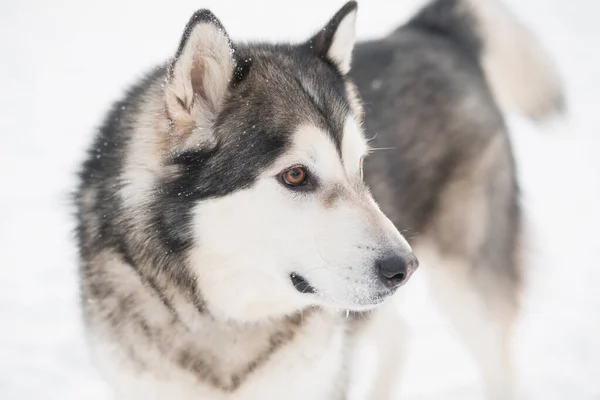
190,56,207,103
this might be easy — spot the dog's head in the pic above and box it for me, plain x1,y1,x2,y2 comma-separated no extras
157,2,417,321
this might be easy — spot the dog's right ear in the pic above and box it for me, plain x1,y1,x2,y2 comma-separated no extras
165,10,234,151
308,1,357,75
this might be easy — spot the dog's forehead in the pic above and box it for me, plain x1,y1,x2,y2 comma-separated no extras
224,45,352,150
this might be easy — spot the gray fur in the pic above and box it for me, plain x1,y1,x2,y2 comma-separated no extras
75,0,563,398
354,8,521,300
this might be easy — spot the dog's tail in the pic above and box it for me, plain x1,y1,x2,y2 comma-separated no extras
408,0,565,120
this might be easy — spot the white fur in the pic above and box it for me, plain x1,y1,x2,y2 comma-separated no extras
91,313,346,400
354,239,518,400
119,85,166,212
168,23,233,114
327,9,357,74
166,21,234,151
189,123,411,322
414,239,517,400
341,116,368,177
120,21,235,218
351,298,409,400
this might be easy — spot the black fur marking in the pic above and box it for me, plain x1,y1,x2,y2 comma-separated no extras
157,131,287,251
231,56,252,87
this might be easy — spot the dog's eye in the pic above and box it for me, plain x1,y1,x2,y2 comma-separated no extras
282,166,308,186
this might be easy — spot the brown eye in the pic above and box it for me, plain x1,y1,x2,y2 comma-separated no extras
282,166,307,186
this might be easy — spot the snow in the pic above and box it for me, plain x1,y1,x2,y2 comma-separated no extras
1,0,598,399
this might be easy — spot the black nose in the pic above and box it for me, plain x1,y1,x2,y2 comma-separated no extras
376,253,419,289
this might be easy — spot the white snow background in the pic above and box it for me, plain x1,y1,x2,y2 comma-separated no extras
0,0,598,399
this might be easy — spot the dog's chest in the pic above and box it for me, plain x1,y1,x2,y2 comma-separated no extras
97,310,347,400
230,315,347,400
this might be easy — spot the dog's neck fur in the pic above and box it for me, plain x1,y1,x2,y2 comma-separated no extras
83,248,349,396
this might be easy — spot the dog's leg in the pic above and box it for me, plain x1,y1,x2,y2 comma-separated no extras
426,257,519,400
410,131,522,399
349,298,409,400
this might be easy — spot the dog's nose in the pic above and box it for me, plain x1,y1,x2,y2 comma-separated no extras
376,253,419,289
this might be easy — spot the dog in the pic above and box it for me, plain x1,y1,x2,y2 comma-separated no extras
75,0,563,398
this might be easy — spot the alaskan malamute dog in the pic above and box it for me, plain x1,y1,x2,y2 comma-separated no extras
75,0,563,398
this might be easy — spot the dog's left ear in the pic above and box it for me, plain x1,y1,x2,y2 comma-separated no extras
308,1,357,74
165,10,235,151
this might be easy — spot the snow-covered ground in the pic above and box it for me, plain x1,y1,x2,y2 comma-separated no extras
1,0,598,399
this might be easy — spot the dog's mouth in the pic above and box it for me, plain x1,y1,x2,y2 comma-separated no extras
289,273,394,310
361,291,391,306
290,272,316,294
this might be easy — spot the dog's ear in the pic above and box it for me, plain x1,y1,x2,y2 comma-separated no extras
165,10,234,150
307,1,357,74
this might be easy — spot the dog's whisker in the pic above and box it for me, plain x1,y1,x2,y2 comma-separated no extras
365,131,379,143
368,146,396,152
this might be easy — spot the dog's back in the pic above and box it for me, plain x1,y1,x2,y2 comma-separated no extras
354,0,561,236
350,0,562,398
